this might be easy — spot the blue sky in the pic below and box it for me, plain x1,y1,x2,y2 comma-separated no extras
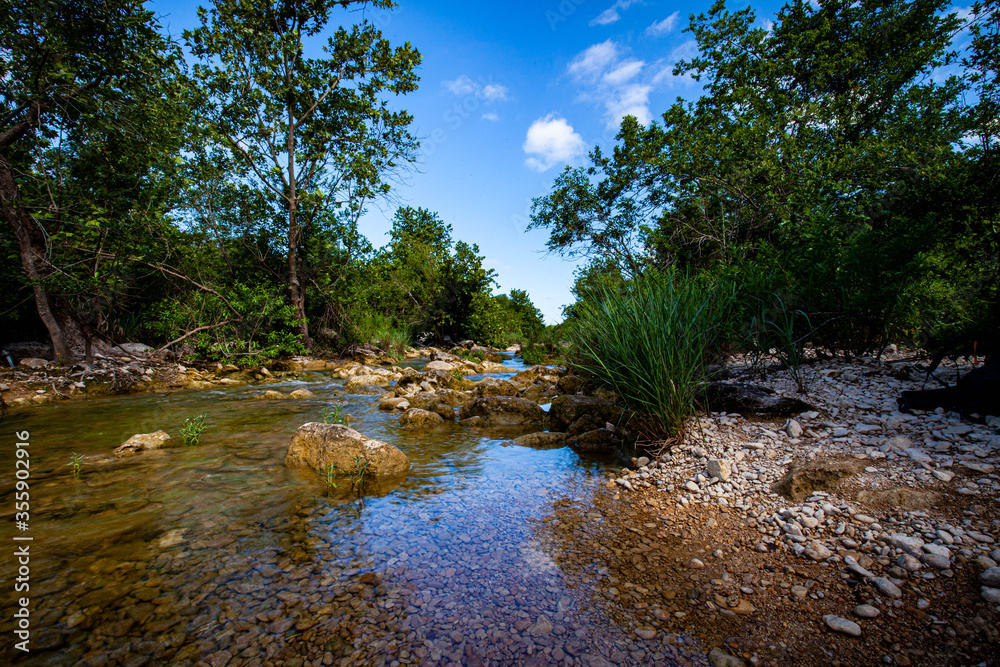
152,0,786,323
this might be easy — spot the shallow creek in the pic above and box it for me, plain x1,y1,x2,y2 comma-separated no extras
0,358,700,666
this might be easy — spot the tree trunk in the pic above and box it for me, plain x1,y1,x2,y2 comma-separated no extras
0,151,75,365
286,101,312,349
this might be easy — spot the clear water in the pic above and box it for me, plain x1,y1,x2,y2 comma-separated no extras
0,359,695,666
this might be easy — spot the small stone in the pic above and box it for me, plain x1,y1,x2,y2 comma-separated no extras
707,459,732,481
634,627,656,640
823,614,862,637
688,558,705,569
708,648,747,667
981,587,1000,604
872,577,902,599
785,420,803,438
920,553,951,570
803,541,833,561
979,566,1000,587
287,388,314,399
854,605,880,618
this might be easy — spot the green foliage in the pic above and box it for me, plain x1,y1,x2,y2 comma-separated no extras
185,0,420,346
350,454,370,495
519,344,548,367
180,414,208,445
532,0,996,359
320,405,347,425
324,462,339,489
568,271,736,439
68,453,85,480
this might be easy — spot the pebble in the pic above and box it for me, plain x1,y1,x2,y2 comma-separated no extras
823,614,862,636
854,605,880,618
689,558,706,569
872,577,903,599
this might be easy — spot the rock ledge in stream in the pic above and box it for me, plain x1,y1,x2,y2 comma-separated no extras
286,423,409,476
114,430,172,456
458,396,545,426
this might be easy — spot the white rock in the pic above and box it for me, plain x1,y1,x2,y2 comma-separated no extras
981,587,1000,604
707,459,732,481
823,615,861,636
872,577,902,599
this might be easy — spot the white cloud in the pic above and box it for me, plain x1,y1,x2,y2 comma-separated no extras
443,76,510,102
567,41,657,130
522,114,588,172
480,84,509,101
669,39,699,63
568,40,620,81
589,0,639,27
482,111,500,122
604,84,652,126
645,12,679,37
603,59,644,86
444,75,477,96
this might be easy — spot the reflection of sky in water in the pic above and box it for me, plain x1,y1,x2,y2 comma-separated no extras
0,356,614,586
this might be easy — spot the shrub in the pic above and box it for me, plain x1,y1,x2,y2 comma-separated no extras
567,270,736,439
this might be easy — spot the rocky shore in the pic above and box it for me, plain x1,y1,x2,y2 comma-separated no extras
581,353,999,666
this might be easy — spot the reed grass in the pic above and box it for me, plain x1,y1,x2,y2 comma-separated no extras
567,270,736,439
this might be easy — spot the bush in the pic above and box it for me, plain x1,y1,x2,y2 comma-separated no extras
567,270,736,439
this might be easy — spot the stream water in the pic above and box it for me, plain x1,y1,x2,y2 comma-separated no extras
0,358,698,666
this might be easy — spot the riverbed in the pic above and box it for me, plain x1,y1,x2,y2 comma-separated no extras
0,358,701,666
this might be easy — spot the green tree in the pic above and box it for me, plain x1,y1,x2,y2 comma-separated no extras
185,0,420,349
1,0,179,363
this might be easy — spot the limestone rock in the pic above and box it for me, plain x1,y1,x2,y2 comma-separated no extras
458,396,545,426
474,377,519,398
547,395,622,431
771,457,866,501
569,428,619,452
424,360,455,372
345,375,389,391
703,381,815,418
285,423,408,477
287,388,315,400
707,459,732,481
114,431,172,456
509,432,567,448
258,390,285,400
855,488,940,510
399,408,445,429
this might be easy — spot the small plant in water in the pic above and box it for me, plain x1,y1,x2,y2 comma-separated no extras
320,405,347,425
69,453,84,479
181,414,208,445
324,462,339,489
350,454,369,495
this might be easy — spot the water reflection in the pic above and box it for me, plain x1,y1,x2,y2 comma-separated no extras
0,357,682,665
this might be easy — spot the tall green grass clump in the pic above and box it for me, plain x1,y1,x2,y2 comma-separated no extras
568,271,736,439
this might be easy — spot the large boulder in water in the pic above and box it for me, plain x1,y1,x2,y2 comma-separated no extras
286,423,409,477
547,395,623,431
399,408,445,429
458,396,545,426
114,431,172,457
475,377,519,397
